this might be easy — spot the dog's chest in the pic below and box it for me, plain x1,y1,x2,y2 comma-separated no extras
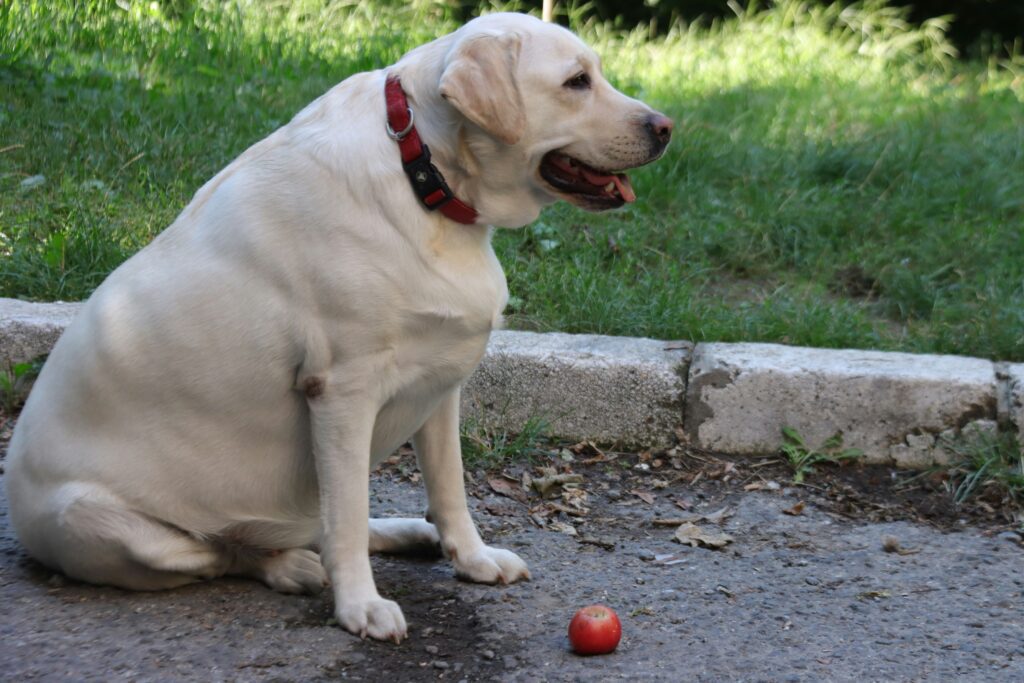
394,276,502,385
395,237,506,373
365,272,502,458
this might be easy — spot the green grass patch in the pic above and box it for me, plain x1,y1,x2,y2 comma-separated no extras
460,414,553,471
940,431,1024,508
780,426,863,483
0,357,43,415
2,1,1023,359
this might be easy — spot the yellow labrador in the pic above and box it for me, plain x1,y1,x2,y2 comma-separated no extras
5,12,671,642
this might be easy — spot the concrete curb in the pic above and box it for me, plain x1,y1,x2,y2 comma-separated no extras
685,343,1000,466
461,330,690,448
0,298,81,366
1006,364,1024,440
2,297,1020,466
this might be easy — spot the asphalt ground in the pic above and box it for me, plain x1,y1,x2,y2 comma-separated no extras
1,435,1022,682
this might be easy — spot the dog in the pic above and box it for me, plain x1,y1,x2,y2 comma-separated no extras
4,12,671,642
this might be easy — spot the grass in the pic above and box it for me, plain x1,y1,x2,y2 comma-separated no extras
940,431,1024,508
2,1,1023,360
778,423,1023,513
0,357,43,415
779,426,862,483
460,414,552,470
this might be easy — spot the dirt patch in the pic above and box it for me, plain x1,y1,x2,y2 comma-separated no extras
668,451,1021,533
806,462,1016,530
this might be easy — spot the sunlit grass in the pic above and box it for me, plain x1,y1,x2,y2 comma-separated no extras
2,0,1022,359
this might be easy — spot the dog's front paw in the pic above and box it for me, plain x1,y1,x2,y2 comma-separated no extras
452,545,530,585
336,596,407,643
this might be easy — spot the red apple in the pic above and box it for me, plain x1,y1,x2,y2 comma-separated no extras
568,604,622,655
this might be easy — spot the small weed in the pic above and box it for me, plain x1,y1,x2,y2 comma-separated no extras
780,427,863,483
460,415,552,471
940,431,1024,507
0,358,43,414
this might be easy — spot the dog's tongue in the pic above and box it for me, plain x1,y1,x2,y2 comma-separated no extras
580,166,636,203
613,174,635,203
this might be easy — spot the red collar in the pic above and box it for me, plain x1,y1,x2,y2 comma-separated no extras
385,75,478,225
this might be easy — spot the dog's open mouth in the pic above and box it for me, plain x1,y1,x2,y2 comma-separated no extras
539,152,636,208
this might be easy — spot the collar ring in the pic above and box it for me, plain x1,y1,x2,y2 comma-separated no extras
386,107,415,141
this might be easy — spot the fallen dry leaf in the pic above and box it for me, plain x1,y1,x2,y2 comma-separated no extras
673,522,734,549
702,507,733,523
857,590,891,600
652,518,693,527
544,501,588,517
561,486,590,512
569,440,605,458
482,500,520,517
653,506,732,527
549,521,577,536
573,440,610,466
528,502,554,516
881,535,921,555
488,477,528,504
577,536,615,551
532,472,584,497
630,489,656,505
782,501,806,516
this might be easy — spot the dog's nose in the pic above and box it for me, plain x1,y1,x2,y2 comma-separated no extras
646,113,674,146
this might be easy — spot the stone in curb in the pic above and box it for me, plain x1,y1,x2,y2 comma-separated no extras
461,330,691,448
685,342,998,466
1008,364,1024,443
0,298,82,365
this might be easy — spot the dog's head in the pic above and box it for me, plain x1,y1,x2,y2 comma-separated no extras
402,12,672,227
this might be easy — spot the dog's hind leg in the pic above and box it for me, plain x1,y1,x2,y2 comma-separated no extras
368,518,442,556
228,548,329,594
32,482,230,591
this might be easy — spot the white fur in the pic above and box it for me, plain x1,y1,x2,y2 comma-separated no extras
4,12,667,642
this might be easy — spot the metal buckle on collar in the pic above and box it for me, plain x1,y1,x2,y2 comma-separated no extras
386,106,415,141
402,144,454,209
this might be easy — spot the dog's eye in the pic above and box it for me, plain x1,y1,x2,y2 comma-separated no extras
564,72,591,90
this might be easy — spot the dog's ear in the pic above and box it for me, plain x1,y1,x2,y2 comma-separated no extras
439,31,525,146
